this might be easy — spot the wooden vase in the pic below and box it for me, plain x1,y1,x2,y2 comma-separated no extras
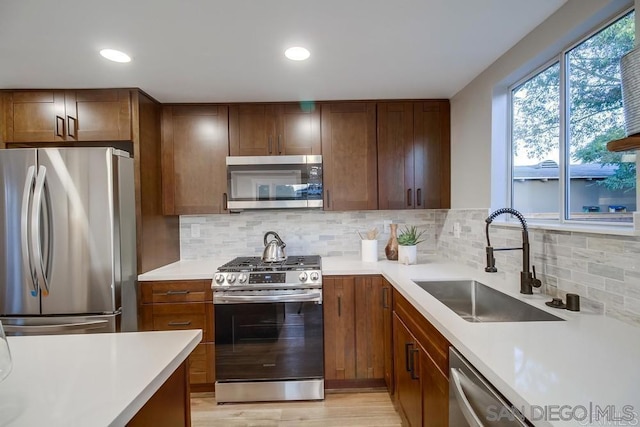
385,224,398,261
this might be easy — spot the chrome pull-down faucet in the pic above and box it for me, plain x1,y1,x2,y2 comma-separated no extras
484,208,542,294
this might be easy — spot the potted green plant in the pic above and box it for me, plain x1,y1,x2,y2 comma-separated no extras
397,225,425,264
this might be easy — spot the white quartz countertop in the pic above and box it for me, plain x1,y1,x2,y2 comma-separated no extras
138,256,640,426
0,330,201,427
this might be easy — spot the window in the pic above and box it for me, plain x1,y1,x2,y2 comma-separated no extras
510,10,635,224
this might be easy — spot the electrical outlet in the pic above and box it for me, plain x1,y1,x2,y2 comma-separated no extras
383,220,392,233
453,222,461,238
191,224,201,238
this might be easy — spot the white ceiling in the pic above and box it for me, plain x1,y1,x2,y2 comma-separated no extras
0,0,567,103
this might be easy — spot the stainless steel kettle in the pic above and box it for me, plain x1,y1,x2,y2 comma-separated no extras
262,231,286,262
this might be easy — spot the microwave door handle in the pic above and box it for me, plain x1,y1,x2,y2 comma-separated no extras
31,165,50,296
21,166,38,297
450,368,485,427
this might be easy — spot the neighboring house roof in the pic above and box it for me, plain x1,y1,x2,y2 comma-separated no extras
513,161,617,180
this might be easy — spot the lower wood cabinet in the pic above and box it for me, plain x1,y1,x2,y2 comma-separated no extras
139,280,215,391
323,275,392,389
393,289,450,427
127,360,191,427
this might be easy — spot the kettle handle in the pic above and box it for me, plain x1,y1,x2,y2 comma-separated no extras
264,231,285,247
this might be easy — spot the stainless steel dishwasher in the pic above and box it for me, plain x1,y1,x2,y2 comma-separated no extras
449,347,530,426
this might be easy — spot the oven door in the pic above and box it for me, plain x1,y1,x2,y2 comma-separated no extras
215,299,324,382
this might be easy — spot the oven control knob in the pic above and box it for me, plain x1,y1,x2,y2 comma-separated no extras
299,272,308,282
227,274,236,284
238,273,248,284
214,274,225,285
310,272,320,282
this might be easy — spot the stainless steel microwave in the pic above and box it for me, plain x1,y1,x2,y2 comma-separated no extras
226,155,323,210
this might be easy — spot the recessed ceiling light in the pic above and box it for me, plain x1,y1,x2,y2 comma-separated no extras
285,47,310,61
100,49,131,63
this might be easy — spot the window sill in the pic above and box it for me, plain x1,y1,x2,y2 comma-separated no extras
491,217,638,236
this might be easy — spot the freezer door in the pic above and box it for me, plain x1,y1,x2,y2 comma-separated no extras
1,314,118,336
37,148,119,315
0,149,41,316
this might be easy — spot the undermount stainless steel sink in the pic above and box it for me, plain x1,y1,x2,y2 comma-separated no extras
414,280,564,322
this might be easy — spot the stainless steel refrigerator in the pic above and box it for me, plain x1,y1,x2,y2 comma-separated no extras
0,147,137,335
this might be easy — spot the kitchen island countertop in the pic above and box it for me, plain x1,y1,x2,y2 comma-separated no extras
0,330,201,426
138,255,640,426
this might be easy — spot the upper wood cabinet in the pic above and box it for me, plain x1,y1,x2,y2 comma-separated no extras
321,102,378,211
378,101,450,209
1,89,132,143
161,105,229,215
229,103,320,156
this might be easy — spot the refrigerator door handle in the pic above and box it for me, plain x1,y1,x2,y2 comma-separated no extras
21,166,38,297
3,320,109,334
31,165,50,296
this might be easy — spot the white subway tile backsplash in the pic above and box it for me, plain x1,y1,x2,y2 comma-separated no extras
436,209,640,327
178,207,640,327
180,209,437,260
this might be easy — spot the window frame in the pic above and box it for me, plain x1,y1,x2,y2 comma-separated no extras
507,6,636,229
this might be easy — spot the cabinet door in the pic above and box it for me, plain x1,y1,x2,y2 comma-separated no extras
66,89,132,141
229,104,277,155
161,105,229,214
393,313,422,427
422,350,449,427
2,91,66,142
377,102,415,209
323,276,356,380
382,279,394,393
321,102,377,211
277,103,321,155
414,101,450,209
354,276,385,380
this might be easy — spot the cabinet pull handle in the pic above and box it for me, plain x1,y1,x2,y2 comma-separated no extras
268,136,273,154
67,116,77,139
223,192,228,211
417,188,422,206
165,290,189,295
405,342,413,372
168,321,192,326
407,188,412,207
410,348,420,380
277,134,282,154
337,296,341,316
326,190,331,209
56,116,65,137
382,287,389,309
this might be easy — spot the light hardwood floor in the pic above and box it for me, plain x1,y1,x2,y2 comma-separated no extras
191,391,402,427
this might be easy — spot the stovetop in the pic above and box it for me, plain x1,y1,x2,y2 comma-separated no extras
217,255,321,272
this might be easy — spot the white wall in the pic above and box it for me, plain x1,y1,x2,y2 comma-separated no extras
450,0,633,209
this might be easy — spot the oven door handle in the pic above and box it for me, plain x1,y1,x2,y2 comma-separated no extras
214,292,322,303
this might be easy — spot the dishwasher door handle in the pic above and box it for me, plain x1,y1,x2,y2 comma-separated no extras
450,368,485,427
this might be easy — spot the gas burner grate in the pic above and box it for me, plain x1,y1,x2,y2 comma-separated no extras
218,255,321,272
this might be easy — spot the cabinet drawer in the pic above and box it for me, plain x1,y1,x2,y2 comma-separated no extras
151,302,208,332
140,280,212,304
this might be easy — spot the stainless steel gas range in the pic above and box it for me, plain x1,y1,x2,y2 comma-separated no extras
212,255,324,403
